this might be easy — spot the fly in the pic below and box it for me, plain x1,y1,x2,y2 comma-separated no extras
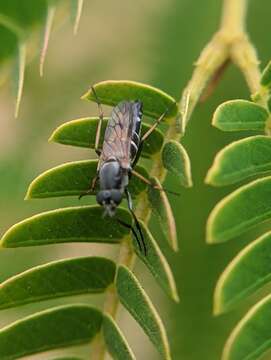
80,86,172,255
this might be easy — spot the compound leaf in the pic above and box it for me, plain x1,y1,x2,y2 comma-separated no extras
1,205,130,248
212,100,268,132
49,117,164,158
147,177,178,251
162,140,192,187
116,265,171,360
0,304,102,360
206,136,271,186
214,231,271,315
103,313,136,360
26,160,148,199
222,294,271,360
207,176,271,243
81,80,178,120
0,256,115,309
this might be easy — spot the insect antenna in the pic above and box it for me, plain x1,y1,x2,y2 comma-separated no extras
116,218,143,254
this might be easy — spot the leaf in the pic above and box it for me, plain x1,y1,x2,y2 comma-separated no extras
162,140,192,187
0,304,102,360
207,176,271,243
0,205,131,248
0,256,115,309
261,60,271,88
212,100,268,131
25,160,148,199
49,117,164,158
103,313,136,360
222,294,271,360
147,177,178,251
116,265,171,360
81,80,178,120
206,136,271,186
214,231,271,315
135,222,179,302
39,4,56,77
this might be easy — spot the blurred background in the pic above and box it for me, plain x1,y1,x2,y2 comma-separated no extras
0,0,271,359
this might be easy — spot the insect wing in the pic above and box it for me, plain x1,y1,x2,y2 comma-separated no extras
101,101,142,168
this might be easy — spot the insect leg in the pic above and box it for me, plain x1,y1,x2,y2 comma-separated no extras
78,164,100,200
131,169,180,196
125,189,147,256
91,86,104,156
116,218,142,254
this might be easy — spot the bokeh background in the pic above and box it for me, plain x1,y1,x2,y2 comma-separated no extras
0,0,271,359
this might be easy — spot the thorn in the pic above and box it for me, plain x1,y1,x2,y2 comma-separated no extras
40,5,56,77
73,0,84,35
14,43,26,118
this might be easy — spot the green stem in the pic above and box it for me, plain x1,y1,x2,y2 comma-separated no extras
180,0,261,130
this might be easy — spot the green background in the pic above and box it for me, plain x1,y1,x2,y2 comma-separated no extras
0,0,270,359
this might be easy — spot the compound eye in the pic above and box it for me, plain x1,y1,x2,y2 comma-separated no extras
111,190,122,205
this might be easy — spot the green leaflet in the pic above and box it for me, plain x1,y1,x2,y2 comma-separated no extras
0,205,130,248
212,100,268,131
162,140,192,187
214,231,271,315
0,304,102,360
206,136,271,186
207,176,271,243
135,222,179,302
49,117,164,158
116,265,171,360
0,257,115,309
81,80,178,120
222,294,271,360
103,314,136,360
26,160,148,199
147,177,178,251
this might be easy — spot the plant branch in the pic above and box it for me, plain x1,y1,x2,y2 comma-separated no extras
180,0,261,131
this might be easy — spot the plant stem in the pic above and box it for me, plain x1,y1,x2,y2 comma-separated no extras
180,0,261,130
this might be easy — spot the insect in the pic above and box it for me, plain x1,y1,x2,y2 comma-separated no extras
80,87,170,255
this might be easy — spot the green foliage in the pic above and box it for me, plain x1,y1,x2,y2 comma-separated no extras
1,205,130,247
0,80,180,358
222,295,271,360
206,136,271,186
214,231,271,315
116,265,171,360
207,59,271,359
162,140,193,187
0,304,102,360
212,100,268,131
207,176,271,243
103,314,136,360
0,257,115,309
82,80,179,120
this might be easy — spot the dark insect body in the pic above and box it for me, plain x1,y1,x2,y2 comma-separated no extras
80,87,169,255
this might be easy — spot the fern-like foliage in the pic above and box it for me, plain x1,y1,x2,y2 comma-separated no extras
0,0,84,116
0,80,192,359
206,60,271,360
